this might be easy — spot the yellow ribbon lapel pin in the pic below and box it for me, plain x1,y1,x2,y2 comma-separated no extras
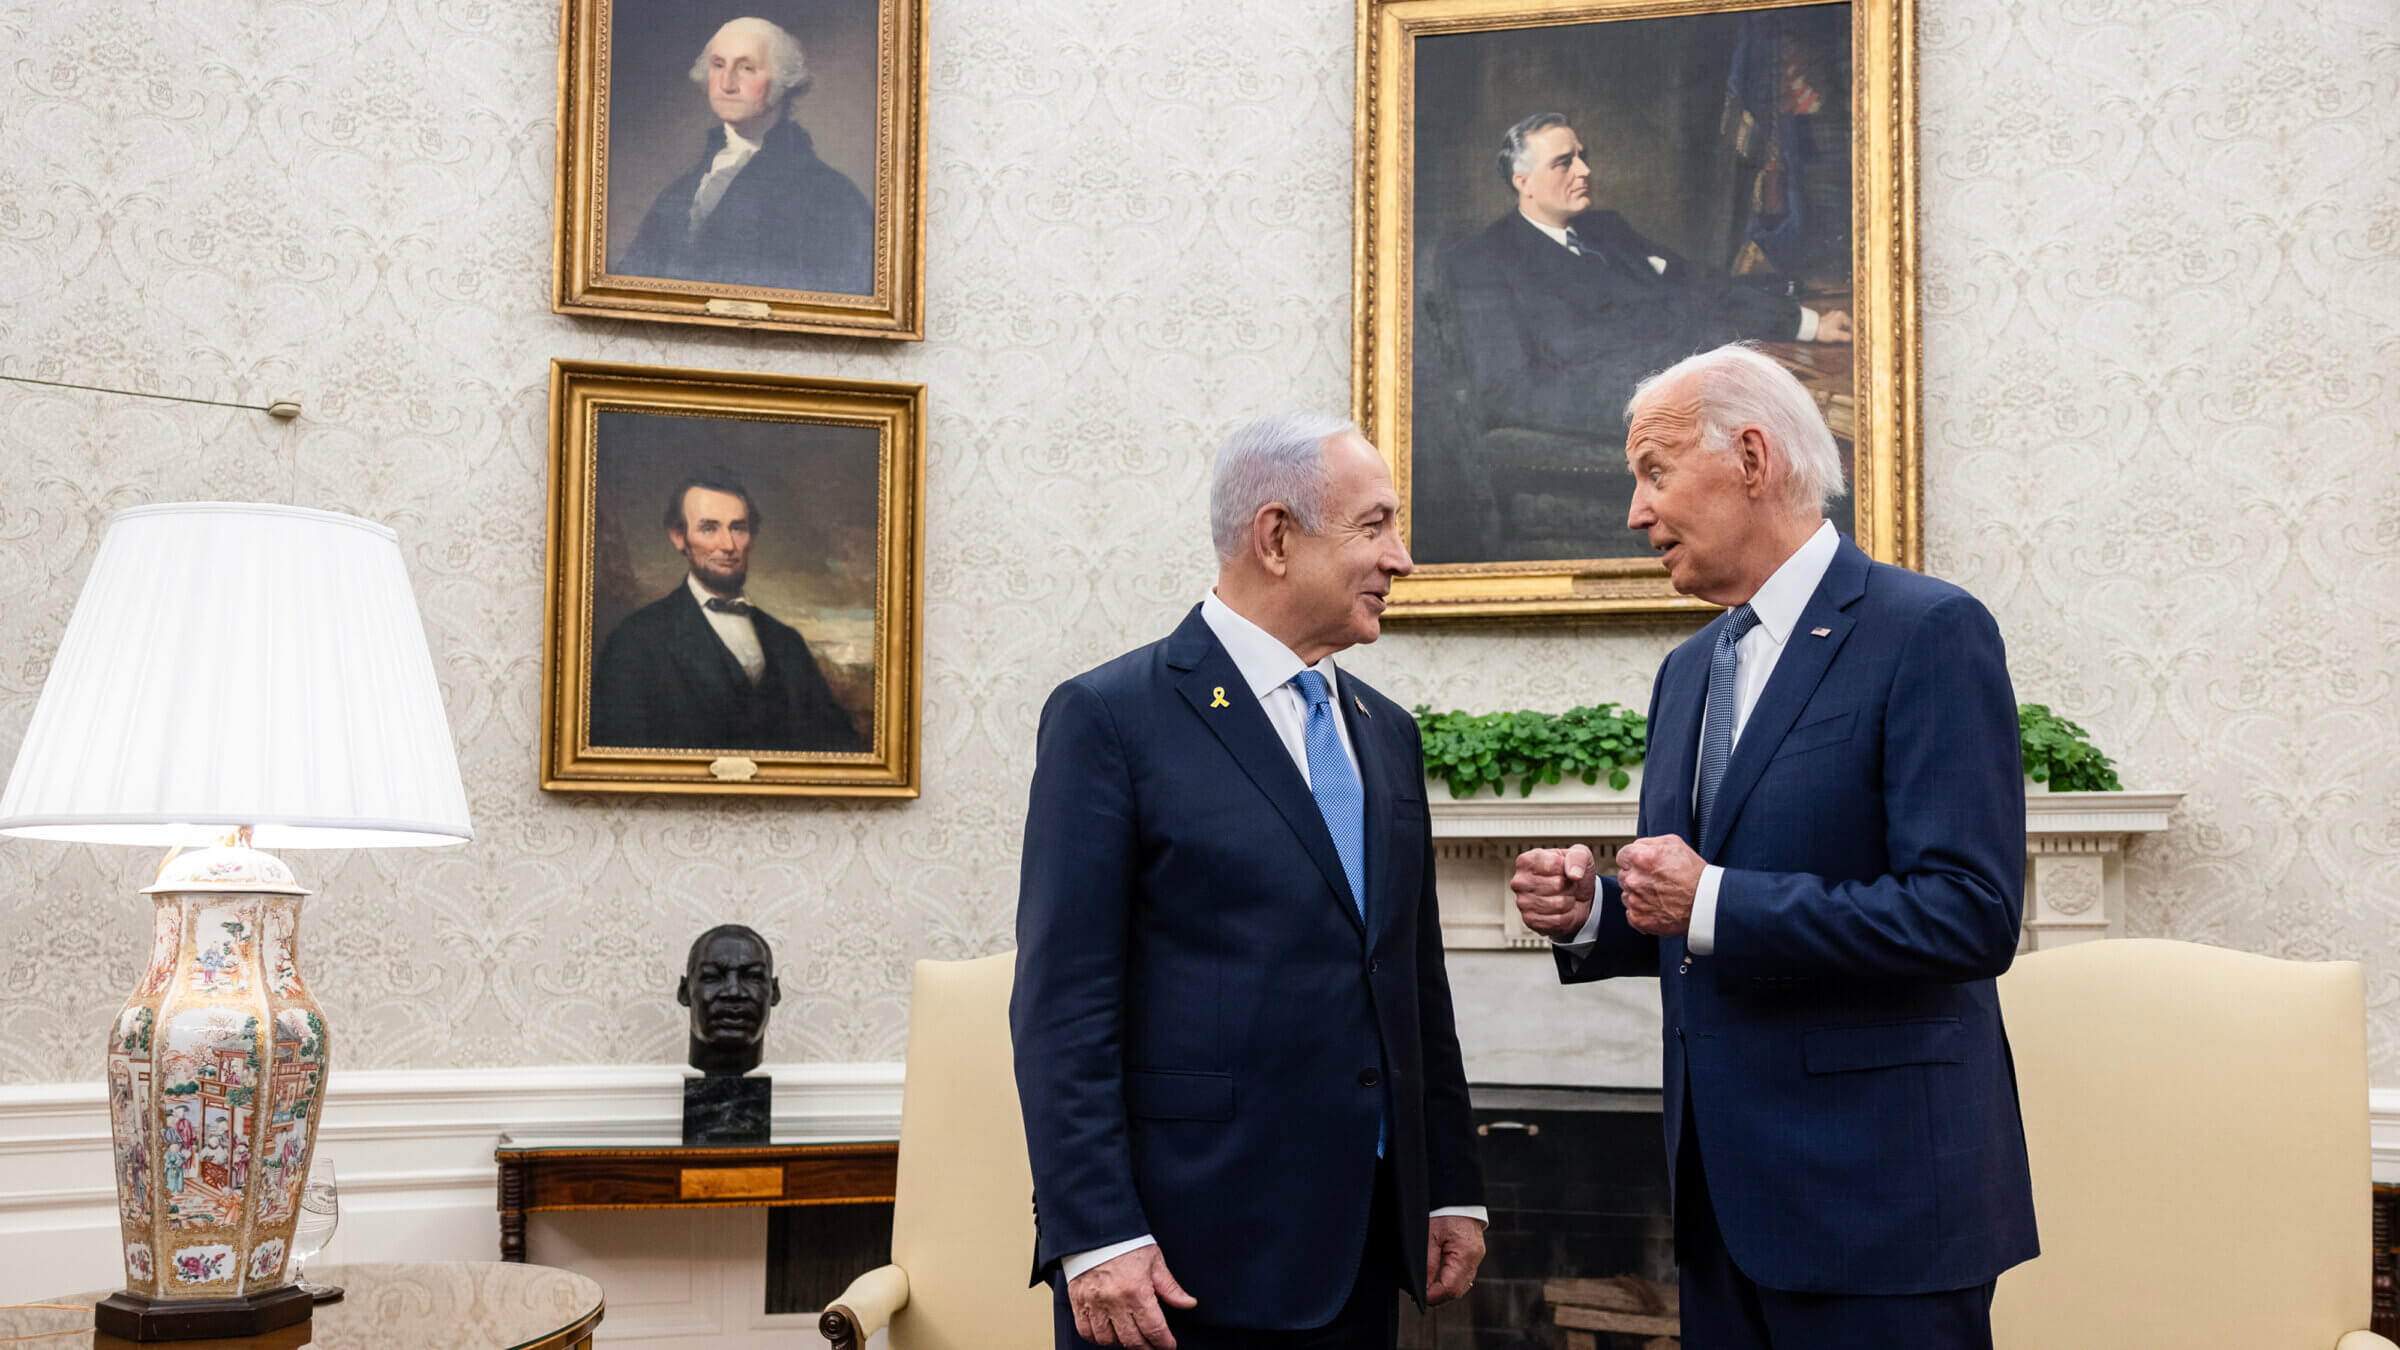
1354,694,1369,717
1209,686,1230,708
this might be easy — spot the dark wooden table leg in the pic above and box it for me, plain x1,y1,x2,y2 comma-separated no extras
499,1157,528,1262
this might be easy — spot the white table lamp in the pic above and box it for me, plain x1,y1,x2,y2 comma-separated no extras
0,503,471,1340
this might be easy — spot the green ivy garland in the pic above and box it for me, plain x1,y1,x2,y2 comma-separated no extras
1414,701,2121,798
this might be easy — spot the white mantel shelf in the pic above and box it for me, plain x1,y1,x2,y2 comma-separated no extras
1427,780,2185,952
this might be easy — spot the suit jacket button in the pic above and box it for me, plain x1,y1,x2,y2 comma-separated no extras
1368,959,1382,974
1358,1068,1381,1086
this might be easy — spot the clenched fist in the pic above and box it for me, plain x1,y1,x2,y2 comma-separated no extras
1511,844,1597,940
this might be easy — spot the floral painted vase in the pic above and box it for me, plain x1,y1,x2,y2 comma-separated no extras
107,846,328,1307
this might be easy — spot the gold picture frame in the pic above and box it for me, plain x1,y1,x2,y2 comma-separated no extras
552,0,927,339
541,360,924,795
1354,0,1919,620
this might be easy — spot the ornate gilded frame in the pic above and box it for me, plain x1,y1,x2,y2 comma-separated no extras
551,0,928,339
1353,0,1920,620
541,360,924,796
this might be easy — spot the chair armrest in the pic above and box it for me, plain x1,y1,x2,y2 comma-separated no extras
2337,1332,2400,1350
820,1264,909,1349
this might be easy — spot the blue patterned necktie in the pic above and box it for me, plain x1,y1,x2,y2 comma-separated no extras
1291,670,1367,918
1695,603,1761,842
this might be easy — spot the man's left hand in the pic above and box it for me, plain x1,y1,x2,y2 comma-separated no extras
1425,1214,1486,1305
1617,835,1705,936
1814,309,1854,344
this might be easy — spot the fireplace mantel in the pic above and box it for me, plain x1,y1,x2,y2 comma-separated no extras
1428,777,2184,952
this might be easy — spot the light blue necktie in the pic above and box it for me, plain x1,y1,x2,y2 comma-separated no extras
1695,603,1761,843
1291,670,1366,918
1292,669,1384,1156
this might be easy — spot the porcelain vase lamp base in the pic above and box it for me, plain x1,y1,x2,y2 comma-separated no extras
104,843,331,1341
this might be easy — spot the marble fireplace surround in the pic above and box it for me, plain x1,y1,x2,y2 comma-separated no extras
1429,779,2184,1088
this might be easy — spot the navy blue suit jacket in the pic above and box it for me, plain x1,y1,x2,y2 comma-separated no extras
1560,539,2038,1295
1011,607,1482,1330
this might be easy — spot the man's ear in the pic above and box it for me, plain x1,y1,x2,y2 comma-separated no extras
767,976,782,1008
1736,427,1773,497
676,975,691,1008
1252,505,1295,577
668,527,688,555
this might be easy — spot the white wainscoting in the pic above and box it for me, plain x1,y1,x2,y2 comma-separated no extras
0,1063,903,1347
4,1067,2395,1344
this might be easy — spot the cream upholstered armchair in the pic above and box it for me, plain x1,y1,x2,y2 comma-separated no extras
821,953,1051,1350
1992,939,2395,1349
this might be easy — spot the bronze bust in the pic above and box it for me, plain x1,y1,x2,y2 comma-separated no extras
677,924,782,1078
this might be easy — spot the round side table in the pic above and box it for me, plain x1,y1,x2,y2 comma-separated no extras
6,1261,603,1349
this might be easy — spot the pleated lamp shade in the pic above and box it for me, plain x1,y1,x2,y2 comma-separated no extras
0,502,472,849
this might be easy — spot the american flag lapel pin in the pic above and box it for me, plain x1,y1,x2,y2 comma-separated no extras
1354,694,1370,717
1810,627,1831,638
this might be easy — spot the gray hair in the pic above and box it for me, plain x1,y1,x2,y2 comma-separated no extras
1627,343,1848,514
689,17,813,111
1498,112,1571,185
1209,412,1358,560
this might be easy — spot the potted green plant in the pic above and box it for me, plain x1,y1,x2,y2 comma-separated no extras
2017,704,2122,791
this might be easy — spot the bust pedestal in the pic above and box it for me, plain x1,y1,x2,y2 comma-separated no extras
683,1076,772,1145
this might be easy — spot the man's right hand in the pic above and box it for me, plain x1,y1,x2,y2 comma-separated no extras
1512,844,1597,939
1067,1246,1197,1349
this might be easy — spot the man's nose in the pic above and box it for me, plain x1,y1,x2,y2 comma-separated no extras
1385,533,1414,578
1626,487,1652,530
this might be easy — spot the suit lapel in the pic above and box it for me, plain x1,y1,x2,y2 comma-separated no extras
1646,645,1706,845
1698,540,1869,858
1165,610,1365,936
669,586,750,696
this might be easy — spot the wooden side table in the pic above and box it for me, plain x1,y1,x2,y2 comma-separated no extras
494,1133,898,1262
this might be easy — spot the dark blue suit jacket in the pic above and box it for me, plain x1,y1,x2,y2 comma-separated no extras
1561,539,2038,1295
1011,607,1482,1330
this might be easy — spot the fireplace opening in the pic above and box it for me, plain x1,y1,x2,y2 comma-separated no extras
1400,1085,1676,1349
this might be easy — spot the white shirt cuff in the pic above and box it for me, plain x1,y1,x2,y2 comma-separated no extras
1687,864,1724,955
1553,897,1609,950
1796,306,1820,342
1062,1234,1157,1282
1430,1205,1489,1226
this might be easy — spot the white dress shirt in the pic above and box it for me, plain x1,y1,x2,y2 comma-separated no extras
688,572,766,684
1559,520,1840,957
1059,593,1489,1281
688,122,764,233
1519,210,1822,342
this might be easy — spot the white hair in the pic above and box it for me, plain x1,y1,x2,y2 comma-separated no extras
690,17,813,111
1626,343,1847,514
1209,412,1358,560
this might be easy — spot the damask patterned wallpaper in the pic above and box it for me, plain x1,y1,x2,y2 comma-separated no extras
0,0,2393,1085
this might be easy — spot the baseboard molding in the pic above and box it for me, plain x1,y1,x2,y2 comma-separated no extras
0,1061,903,1304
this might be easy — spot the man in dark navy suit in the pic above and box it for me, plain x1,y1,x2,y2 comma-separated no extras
1012,414,1487,1349
1511,344,2036,1348
613,17,872,295
1443,113,1851,445
589,468,860,754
